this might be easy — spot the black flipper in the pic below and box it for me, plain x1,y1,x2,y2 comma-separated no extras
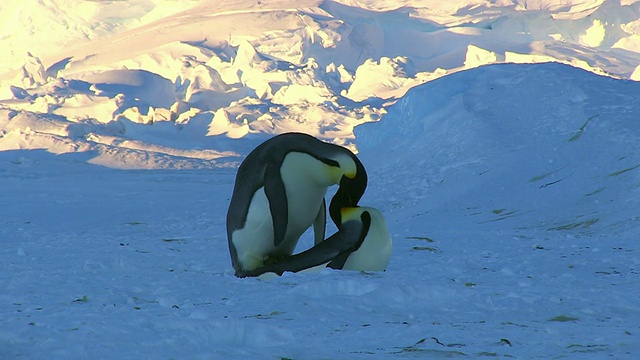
264,162,288,247
313,199,326,246
327,211,371,269
236,216,366,278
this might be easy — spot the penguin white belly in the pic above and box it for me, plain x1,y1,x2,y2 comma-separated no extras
341,208,392,271
231,188,277,270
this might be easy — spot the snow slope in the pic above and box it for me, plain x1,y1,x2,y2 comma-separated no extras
1,0,640,359
357,62,640,236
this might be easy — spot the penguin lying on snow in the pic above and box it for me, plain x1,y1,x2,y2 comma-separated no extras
236,206,392,278
226,132,367,276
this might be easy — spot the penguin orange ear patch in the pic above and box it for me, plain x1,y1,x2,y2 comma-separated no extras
335,153,358,179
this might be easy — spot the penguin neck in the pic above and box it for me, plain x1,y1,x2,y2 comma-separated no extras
329,189,350,228
329,176,366,228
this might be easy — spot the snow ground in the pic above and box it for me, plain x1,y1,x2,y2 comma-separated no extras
1,0,640,359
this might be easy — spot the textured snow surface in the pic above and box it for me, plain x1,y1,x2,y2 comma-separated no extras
2,0,640,167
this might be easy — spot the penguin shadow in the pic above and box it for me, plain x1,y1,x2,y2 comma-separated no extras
226,132,392,278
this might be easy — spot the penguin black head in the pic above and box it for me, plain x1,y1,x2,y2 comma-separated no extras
329,156,367,228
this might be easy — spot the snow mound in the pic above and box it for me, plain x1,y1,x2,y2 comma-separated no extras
356,62,640,236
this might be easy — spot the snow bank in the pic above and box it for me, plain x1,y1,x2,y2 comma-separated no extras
355,62,640,235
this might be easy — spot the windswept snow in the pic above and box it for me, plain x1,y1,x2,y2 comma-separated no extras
1,0,640,359
2,0,640,167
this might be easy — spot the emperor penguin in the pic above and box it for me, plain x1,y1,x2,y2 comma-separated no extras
236,206,392,278
226,132,367,276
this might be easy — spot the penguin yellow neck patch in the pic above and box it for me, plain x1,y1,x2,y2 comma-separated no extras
340,207,362,221
335,154,357,179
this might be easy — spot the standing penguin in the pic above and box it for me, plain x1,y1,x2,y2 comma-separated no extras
226,132,367,276
236,206,392,278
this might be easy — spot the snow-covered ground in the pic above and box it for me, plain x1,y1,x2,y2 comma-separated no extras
1,0,640,358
